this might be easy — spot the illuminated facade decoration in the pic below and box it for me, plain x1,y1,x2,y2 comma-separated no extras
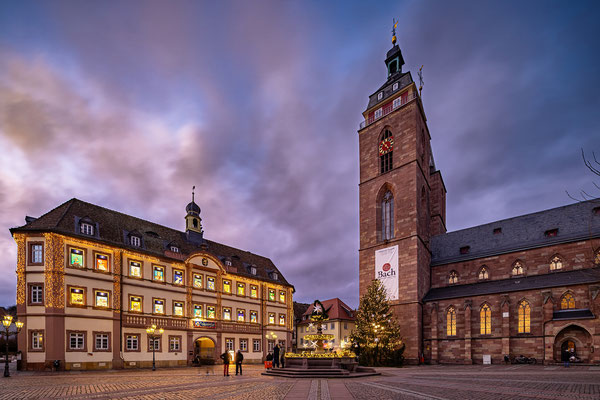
296,298,355,352
11,197,293,370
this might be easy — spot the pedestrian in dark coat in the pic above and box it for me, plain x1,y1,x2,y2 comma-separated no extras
235,350,244,375
280,349,285,368
273,344,280,368
220,351,230,376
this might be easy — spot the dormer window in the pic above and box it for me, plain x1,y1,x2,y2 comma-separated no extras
459,246,470,255
392,82,398,91
250,266,257,275
130,236,141,247
170,246,179,253
544,228,558,237
225,260,232,267
493,228,502,235
270,272,278,281
377,92,383,100
80,222,94,236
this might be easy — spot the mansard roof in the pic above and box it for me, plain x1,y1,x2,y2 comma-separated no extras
365,71,413,111
430,200,600,266
422,267,600,302
10,198,292,288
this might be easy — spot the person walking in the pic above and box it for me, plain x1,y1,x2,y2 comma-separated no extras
235,349,244,376
220,351,231,376
273,344,280,368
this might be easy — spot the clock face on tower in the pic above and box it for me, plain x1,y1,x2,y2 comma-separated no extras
379,136,394,156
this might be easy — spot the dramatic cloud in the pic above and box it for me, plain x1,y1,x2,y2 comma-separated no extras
0,0,599,308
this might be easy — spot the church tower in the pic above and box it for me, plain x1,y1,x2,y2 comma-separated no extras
358,31,446,363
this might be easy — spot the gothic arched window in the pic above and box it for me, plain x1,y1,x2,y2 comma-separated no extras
480,304,491,335
446,307,456,336
518,300,531,333
478,266,489,280
560,293,575,310
448,271,458,284
512,261,524,276
381,191,394,241
550,256,563,271
379,130,394,174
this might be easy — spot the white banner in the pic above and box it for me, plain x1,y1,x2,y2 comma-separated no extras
375,245,399,301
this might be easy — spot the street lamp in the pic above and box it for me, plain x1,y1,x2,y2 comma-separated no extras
146,324,163,371
2,315,23,378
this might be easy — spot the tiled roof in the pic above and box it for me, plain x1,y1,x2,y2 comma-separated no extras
431,200,600,266
299,298,355,324
293,302,310,322
10,198,292,287
553,309,595,320
422,267,600,302
366,71,413,111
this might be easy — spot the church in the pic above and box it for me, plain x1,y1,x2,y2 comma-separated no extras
358,34,600,365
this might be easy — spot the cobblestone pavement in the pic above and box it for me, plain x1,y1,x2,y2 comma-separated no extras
1,363,599,399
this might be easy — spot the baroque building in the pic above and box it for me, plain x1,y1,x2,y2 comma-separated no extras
296,298,356,352
11,198,293,370
358,37,600,364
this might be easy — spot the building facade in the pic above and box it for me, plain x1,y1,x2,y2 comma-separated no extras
11,198,293,370
358,39,600,364
296,298,355,352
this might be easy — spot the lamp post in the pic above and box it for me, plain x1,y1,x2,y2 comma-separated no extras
146,324,163,371
2,315,23,378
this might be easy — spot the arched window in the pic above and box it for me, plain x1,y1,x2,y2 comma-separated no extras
595,249,600,265
379,130,394,174
480,304,491,335
550,256,563,271
381,191,394,240
446,307,456,336
560,293,575,310
448,271,458,284
512,261,524,276
518,301,531,333
478,266,489,280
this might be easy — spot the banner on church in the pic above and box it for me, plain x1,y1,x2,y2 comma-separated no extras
375,245,399,301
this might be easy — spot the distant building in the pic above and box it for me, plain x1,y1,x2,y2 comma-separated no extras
292,301,310,351
296,298,355,351
10,198,293,370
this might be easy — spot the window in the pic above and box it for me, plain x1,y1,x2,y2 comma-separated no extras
448,271,458,284
279,314,286,326
279,291,286,303
69,287,86,307
207,306,216,319
344,322,348,329
193,304,202,319
225,260,232,266
148,336,161,352
268,289,276,301
30,284,43,304
237,309,245,322
392,97,401,108
129,261,142,278
596,249,600,265
550,256,563,271
544,228,558,237
207,276,215,291
250,266,257,275
223,307,231,320
268,340,275,352
80,222,94,235
560,293,575,310
223,280,231,293
240,339,248,352
94,253,109,272
377,92,383,100
478,267,489,280
250,285,258,298
169,336,181,352
446,307,456,336
493,227,502,234
94,333,109,351
126,334,139,351
130,236,141,247
392,82,399,91
268,313,275,325
271,272,278,280
173,269,184,285
331,322,335,329
237,282,245,296
480,304,491,335
250,311,258,323
94,290,110,308
173,301,184,317
69,248,84,268
30,243,44,265
170,246,179,253
193,273,202,288
381,190,394,240
379,130,393,174
129,295,142,313
226,338,234,351
459,246,470,254
31,331,43,350
69,332,85,350
153,265,165,282
153,299,165,314
512,261,524,276
518,301,531,333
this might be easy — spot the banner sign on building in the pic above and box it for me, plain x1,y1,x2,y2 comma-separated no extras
193,320,216,329
375,245,399,300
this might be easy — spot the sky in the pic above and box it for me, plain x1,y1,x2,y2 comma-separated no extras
0,0,599,309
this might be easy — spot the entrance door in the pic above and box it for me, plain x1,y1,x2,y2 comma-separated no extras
194,337,216,362
561,340,575,361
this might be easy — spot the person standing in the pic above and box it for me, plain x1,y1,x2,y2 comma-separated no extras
273,344,280,368
280,349,285,368
265,352,273,369
220,351,231,376
235,349,244,376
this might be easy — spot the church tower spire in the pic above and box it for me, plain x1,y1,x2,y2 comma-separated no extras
185,186,204,244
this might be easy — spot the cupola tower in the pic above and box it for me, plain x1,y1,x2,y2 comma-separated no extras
185,186,204,244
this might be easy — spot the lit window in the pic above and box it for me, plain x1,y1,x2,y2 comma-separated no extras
518,301,530,333
95,291,109,308
95,253,109,272
129,261,142,278
207,276,215,291
268,313,275,324
170,246,179,253
381,190,394,240
223,280,231,293
268,289,276,301
129,296,142,312
596,249,600,264
69,332,85,350
253,339,260,352
193,274,202,288
279,314,285,326
30,284,43,304
478,267,489,280
379,130,393,174
126,335,139,351
550,256,563,271
80,222,94,235
223,307,231,320
173,301,184,317
207,306,215,319
31,331,43,350
193,304,202,319
250,311,258,323
561,293,575,310
279,291,286,303
446,307,456,336
512,261,524,276
130,236,141,247
448,271,458,284
225,338,234,351
153,299,165,314
70,287,85,306
169,336,181,351
480,304,491,335
250,285,258,298
237,283,245,296
153,265,164,282
95,333,109,350
237,309,245,322
240,339,248,352
69,248,84,268
173,270,184,285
